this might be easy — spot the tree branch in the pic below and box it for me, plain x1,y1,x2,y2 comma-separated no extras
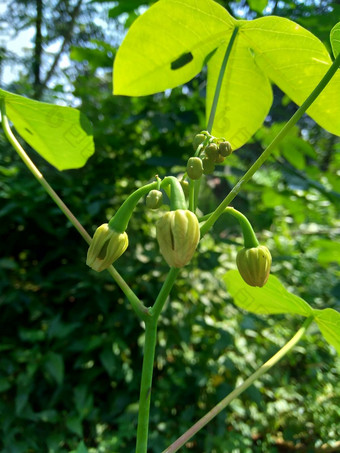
38,0,83,96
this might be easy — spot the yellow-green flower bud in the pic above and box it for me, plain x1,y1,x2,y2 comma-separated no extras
156,210,200,268
236,245,272,287
218,141,232,157
86,223,128,272
180,179,190,196
205,143,219,162
187,157,203,180
202,157,215,175
146,190,163,209
192,133,205,150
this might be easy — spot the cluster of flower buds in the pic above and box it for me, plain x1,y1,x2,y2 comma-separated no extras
188,132,233,178
236,245,272,287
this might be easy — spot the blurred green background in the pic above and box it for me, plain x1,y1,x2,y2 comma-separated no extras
0,1,339,452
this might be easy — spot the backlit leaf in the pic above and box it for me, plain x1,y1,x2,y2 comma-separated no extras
114,1,340,149
313,308,340,355
0,88,94,171
224,270,313,316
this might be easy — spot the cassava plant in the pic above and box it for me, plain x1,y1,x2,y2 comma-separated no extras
1,1,340,451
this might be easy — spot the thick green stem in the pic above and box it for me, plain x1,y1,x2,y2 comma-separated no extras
207,27,239,132
200,207,259,248
163,316,314,453
135,267,180,452
109,181,158,232
201,52,340,237
161,176,187,211
1,101,147,321
151,267,180,319
135,319,158,453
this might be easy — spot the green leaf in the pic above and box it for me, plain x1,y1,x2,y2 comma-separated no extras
44,352,64,385
0,88,95,170
114,2,340,148
113,0,236,96
313,308,340,355
247,0,268,14
243,17,340,137
206,28,273,149
330,22,340,58
224,270,313,316
66,415,83,437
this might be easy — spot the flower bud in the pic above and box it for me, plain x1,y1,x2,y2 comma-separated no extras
187,157,203,180
218,141,232,157
146,189,163,209
180,179,190,196
236,245,272,287
202,157,215,175
205,143,219,162
86,223,128,272
156,210,200,268
192,133,205,150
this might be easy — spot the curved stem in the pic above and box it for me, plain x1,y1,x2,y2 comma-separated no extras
163,316,314,453
200,207,259,248
109,181,158,232
1,100,147,320
201,52,340,237
161,176,187,211
207,27,239,132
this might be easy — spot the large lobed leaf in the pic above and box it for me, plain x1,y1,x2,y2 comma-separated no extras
114,0,340,149
0,88,95,171
224,270,340,354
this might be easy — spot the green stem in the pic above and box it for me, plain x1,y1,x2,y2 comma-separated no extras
161,176,187,211
189,180,195,212
151,267,180,319
163,316,314,453
135,319,158,453
136,267,180,452
200,207,259,248
207,27,239,132
109,181,158,232
201,52,340,237
1,100,148,321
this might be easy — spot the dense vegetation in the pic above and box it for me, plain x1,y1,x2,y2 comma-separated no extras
0,1,339,452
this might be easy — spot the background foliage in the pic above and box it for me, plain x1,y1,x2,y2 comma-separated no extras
0,1,339,452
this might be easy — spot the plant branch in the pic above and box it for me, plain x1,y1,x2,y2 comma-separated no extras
163,316,314,453
201,52,340,237
0,100,148,320
135,267,180,452
135,319,158,453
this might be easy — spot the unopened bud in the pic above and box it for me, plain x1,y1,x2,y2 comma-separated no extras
193,133,205,150
218,141,232,157
236,245,272,287
202,157,215,175
146,190,163,209
86,223,128,272
187,157,203,180
205,143,219,162
156,210,200,268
